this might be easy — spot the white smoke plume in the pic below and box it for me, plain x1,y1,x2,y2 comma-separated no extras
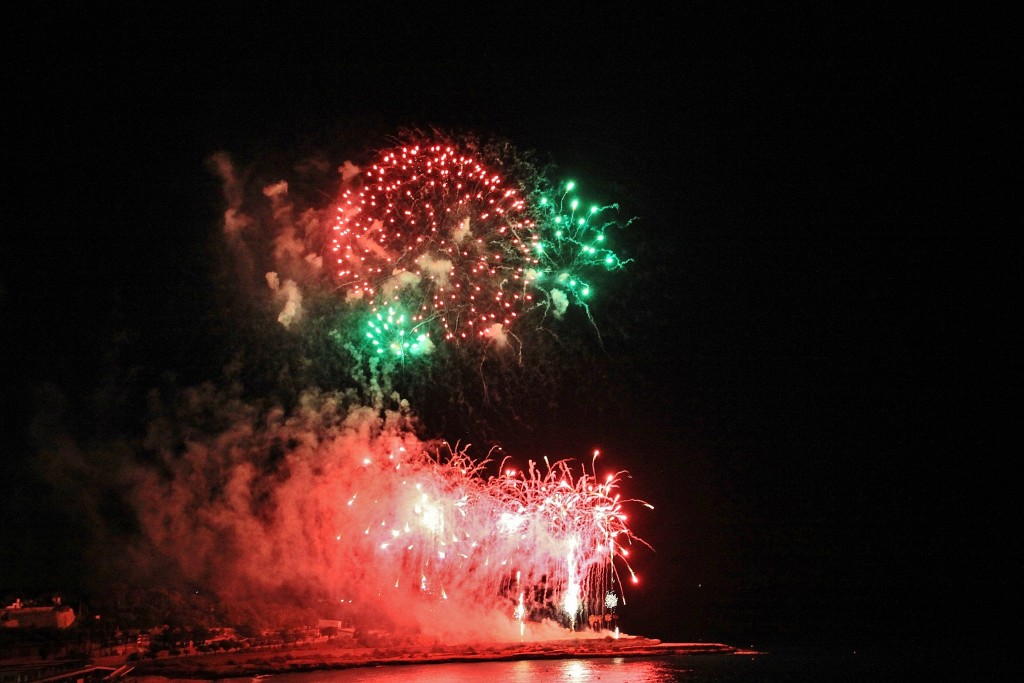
486,323,509,347
415,254,454,287
266,272,304,328
550,288,570,318
452,216,471,245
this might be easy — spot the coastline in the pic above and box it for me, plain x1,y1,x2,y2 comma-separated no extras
124,637,744,680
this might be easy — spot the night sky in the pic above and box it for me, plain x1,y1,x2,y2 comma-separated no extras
2,6,1012,659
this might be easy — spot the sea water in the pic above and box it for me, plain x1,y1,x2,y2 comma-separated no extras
258,651,902,682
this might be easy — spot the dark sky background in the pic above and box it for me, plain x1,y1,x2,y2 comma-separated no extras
1,5,1013,659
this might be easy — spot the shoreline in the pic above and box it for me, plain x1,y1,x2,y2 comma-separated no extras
125,637,746,679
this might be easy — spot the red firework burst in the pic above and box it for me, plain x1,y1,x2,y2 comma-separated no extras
329,142,544,342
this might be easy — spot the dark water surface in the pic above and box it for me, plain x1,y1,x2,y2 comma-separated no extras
258,651,906,682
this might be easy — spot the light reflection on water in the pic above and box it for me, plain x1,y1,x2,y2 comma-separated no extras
248,651,898,682
261,657,685,683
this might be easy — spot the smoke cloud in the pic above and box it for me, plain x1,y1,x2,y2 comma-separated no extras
34,137,638,642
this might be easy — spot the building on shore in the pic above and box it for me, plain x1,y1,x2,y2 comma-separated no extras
1,600,76,630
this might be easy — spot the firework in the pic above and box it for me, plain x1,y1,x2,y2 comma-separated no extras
329,137,628,356
167,140,648,640
342,442,650,633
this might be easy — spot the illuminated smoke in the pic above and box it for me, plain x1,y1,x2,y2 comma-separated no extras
37,131,645,642
266,272,303,328
121,385,647,640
